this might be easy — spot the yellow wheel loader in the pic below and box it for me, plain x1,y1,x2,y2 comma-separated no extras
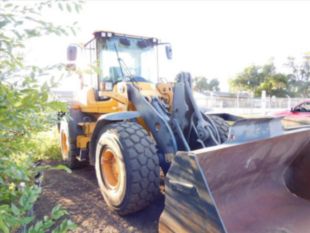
59,31,310,233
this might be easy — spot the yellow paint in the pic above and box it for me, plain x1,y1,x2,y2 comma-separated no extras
101,149,120,188
134,82,159,98
78,88,126,113
71,81,175,150
98,91,128,105
76,122,96,149
78,122,96,135
70,102,81,110
76,135,90,149
156,82,174,110
61,131,69,155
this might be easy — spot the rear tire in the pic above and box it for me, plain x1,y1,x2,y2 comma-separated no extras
95,122,160,215
59,109,88,169
209,115,230,143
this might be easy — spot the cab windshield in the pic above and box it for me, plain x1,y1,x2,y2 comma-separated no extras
99,37,158,83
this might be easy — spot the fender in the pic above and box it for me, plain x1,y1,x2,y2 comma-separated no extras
97,111,140,121
89,111,140,165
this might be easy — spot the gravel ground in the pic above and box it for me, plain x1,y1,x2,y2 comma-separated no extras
34,164,164,233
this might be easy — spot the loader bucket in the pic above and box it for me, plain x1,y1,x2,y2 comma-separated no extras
159,118,310,233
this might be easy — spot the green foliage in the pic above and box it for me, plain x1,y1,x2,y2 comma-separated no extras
0,156,74,232
30,128,62,161
229,63,289,97
229,64,263,94
230,58,310,98
0,0,83,232
193,76,220,92
258,73,288,97
28,205,76,233
286,56,310,98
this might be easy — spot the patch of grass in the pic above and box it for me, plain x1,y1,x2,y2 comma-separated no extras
31,127,62,161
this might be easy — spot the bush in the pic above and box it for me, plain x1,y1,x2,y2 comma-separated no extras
0,1,83,232
31,128,62,162
0,153,76,233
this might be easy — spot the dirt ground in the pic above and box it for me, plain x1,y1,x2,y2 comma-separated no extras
34,164,164,233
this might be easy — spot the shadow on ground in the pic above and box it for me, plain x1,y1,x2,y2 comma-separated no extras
34,164,164,233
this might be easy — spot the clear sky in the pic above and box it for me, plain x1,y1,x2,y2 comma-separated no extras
26,0,310,91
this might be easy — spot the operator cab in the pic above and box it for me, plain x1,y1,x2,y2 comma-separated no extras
67,31,172,104
95,31,159,86
68,31,171,89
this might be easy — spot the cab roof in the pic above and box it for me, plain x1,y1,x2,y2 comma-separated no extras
85,30,159,47
93,30,158,41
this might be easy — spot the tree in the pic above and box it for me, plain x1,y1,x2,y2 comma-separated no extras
0,1,82,232
286,57,310,97
257,73,289,97
193,76,220,92
229,63,289,97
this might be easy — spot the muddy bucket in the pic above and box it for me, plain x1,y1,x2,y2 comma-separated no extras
159,118,310,233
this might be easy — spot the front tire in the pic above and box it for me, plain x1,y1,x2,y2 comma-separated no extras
209,115,229,143
95,122,160,215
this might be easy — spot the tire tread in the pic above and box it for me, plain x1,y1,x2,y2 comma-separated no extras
100,122,160,215
209,115,230,143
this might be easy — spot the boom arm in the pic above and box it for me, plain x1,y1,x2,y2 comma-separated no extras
128,72,222,164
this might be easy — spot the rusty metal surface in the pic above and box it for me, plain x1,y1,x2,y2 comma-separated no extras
197,128,310,233
160,117,310,233
159,152,226,233
227,117,284,143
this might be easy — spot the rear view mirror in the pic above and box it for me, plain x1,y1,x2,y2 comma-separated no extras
165,45,172,60
67,45,77,61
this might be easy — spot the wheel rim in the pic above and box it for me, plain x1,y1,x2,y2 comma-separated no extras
61,131,69,156
101,148,120,189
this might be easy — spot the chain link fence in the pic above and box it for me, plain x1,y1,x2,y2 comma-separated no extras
52,90,306,115
196,95,305,115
